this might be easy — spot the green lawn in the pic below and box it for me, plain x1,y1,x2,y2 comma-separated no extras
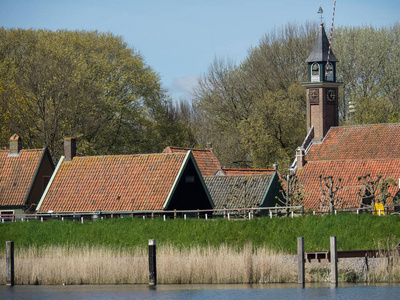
1,213,399,254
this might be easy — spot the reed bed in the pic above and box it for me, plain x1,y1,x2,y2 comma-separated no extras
1,243,400,285
0,244,297,285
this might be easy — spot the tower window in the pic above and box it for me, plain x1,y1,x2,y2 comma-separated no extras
326,63,333,81
311,63,320,82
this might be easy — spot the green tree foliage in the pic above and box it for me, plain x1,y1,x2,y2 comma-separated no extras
193,23,316,168
334,24,400,123
193,22,400,169
193,58,253,167
0,28,186,158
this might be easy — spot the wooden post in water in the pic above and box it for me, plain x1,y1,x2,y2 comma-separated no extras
148,239,157,285
6,241,14,286
297,237,305,286
330,236,338,285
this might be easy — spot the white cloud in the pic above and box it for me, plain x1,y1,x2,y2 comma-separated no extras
172,74,199,99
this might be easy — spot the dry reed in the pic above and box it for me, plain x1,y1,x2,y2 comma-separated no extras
0,244,297,285
1,243,399,285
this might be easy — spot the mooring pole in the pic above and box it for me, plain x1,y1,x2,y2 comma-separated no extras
149,239,157,285
6,241,15,286
330,236,338,285
297,237,305,286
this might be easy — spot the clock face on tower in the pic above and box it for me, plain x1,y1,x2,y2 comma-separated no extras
309,89,319,104
326,89,336,102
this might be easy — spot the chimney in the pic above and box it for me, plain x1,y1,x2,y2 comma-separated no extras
206,142,213,149
296,146,306,170
64,137,76,162
9,134,22,156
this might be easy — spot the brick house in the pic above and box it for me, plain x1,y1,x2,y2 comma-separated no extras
294,23,400,212
36,139,213,214
296,124,400,211
0,135,54,217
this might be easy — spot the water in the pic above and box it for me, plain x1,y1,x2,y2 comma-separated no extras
1,283,399,299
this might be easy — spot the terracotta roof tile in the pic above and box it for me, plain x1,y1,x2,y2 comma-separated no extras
0,149,45,207
307,124,400,161
38,153,187,213
297,160,400,211
163,146,221,176
297,124,400,211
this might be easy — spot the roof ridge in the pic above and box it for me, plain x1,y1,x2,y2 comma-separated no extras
168,146,212,152
70,152,186,160
331,123,400,129
306,158,400,163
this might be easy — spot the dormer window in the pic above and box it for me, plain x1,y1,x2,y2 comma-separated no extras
311,63,320,82
326,63,333,81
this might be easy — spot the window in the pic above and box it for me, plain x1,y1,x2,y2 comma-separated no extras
185,175,195,183
325,63,333,81
311,63,320,82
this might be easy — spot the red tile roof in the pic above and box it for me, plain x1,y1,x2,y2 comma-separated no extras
220,168,275,175
37,153,189,213
297,124,400,211
297,160,400,211
307,124,400,161
163,146,221,176
0,149,45,207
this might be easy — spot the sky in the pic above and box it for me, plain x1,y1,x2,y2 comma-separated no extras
1,0,399,102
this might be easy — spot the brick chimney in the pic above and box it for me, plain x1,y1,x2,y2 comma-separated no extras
9,134,22,156
64,137,76,162
296,146,306,170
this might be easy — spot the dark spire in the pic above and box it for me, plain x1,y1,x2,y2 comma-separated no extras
306,23,338,63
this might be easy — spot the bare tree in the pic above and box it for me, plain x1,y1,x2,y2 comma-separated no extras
358,174,397,212
357,174,382,210
319,175,343,213
277,172,305,215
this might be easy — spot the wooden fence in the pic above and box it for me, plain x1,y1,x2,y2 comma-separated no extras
1,204,400,223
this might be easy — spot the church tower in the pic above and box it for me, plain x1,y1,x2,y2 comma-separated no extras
302,23,342,142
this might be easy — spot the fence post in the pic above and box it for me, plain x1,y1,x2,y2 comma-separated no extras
330,236,338,285
227,213,230,221
297,237,305,286
174,209,177,219
149,239,157,285
6,241,14,286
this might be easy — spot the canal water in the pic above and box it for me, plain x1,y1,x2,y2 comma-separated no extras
1,283,399,299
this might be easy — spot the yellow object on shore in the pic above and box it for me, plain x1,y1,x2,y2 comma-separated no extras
374,203,385,216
